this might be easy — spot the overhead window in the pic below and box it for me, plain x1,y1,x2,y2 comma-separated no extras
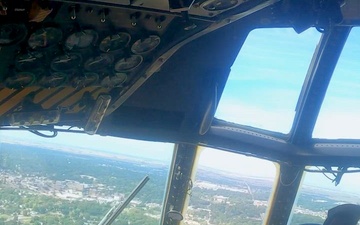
215,28,321,133
313,27,360,139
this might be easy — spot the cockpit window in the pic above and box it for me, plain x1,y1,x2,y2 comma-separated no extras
313,27,360,139
0,131,173,225
289,167,360,225
215,28,321,134
184,148,277,225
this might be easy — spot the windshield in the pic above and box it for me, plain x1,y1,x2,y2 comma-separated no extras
0,130,174,225
184,148,277,225
289,167,360,225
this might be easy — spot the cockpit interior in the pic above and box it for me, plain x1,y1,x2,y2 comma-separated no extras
1,0,360,224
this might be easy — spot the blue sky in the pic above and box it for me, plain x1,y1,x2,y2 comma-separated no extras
215,28,321,133
215,26,360,140
313,27,360,138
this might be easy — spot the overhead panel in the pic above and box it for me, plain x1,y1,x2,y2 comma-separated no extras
0,1,179,129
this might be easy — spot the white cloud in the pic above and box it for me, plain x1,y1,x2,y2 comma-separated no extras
198,147,277,179
216,98,295,133
0,130,174,162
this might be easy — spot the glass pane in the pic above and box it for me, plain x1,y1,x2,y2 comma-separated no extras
289,167,360,225
313,27,360,139
184,148,277,225
216,28,321,133
0,130,173,225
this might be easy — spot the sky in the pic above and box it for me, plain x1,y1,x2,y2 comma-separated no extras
1,27,360,198
0,130,174,163
215,28,322,133
215,27,360,139
214,27,360,139
313,27,360,138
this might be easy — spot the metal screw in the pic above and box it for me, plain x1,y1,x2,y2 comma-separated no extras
70,5,77,20
99,9,109,23
155,16,165,30
101,13,106,23
130,12,141,27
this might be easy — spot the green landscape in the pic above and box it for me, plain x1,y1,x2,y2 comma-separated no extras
0,143,167,225
0,142,358,225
